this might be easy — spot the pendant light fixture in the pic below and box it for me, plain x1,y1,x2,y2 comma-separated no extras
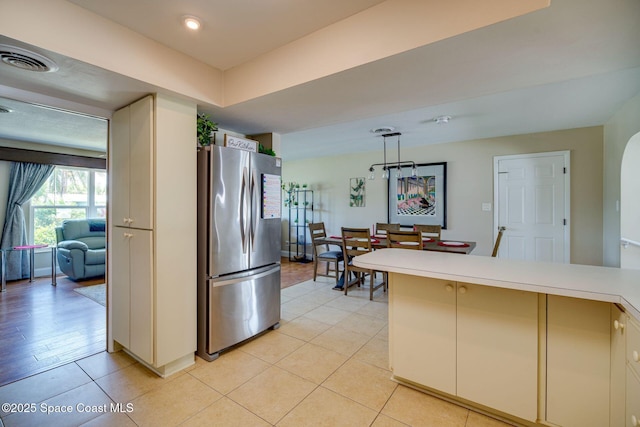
368,131,417,180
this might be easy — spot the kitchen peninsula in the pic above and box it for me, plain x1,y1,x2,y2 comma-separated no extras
354,249,640,427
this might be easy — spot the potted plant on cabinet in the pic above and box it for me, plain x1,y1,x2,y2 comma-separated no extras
197,113,218,146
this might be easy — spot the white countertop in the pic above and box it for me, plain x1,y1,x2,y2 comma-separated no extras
354,249,640,321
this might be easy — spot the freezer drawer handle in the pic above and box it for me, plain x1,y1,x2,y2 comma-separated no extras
209,266,280,288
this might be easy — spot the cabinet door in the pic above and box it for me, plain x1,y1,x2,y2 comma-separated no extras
611,305,627,427
457,283,538,421
111,227,131,348
111,95,153,229
628,317,640,379
128,96,154,230
129,228,154,365
111,106,130,228
629,318,640,427
546,295,610,427
627,367,640,427
389,274,456,395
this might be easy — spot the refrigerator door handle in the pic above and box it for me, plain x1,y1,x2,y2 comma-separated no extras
250,168,257,251
240,166,249,254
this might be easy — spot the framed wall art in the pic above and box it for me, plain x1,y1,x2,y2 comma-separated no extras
387,162,447,228
350,177,365,207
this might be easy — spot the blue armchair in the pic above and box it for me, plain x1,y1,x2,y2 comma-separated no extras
55,218,106,281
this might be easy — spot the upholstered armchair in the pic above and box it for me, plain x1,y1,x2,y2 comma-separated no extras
55,218,106,281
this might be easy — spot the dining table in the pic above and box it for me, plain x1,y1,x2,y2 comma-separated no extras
320,235,476,255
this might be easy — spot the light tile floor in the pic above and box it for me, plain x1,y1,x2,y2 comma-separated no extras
0,278,515,427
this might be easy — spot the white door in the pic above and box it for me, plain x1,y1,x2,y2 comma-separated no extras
494,151,569,263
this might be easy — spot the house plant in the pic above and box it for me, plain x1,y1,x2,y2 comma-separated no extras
197,113,218,146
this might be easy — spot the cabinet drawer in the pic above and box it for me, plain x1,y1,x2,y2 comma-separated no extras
628,317,640,378
627,367,640,427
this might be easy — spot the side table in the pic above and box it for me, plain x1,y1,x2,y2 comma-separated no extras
1,245,57,292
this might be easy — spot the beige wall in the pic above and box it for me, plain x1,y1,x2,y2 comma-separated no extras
603,93,640,267
283,126,603,266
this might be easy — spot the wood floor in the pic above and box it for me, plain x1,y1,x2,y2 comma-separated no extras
0,258,314,387
0,275,105,387
280,256,315,288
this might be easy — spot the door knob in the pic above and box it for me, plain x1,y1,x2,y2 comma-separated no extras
631,415,638,427
614,320,625,330
445,284,454,292
633,350,639,363
458,286,467,294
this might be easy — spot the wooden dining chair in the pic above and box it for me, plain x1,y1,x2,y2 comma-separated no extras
308,222,343,285
387,230,424,250
375,222,400,236
491,226,506,257
413,224,442,240
341,227,385,300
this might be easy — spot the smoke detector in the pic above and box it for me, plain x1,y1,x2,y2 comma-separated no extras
0,44,59,73
370,126,395,134
434,115,452,124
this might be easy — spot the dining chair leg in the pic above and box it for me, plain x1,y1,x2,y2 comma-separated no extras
344,268,349,296
369,272,375,301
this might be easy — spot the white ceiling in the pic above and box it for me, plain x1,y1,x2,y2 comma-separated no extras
0,0,639,160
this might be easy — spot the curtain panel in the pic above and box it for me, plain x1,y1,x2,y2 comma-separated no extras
0,162,55,280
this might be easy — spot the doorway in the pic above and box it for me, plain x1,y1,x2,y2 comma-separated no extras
493,151,570,263
0,97,108,385
620,132,640,269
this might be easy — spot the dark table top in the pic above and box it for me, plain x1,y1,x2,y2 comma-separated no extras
318,236,476,255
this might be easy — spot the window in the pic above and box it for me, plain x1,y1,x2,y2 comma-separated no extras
30,166,106,246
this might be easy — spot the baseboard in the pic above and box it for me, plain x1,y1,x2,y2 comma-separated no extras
34,266,62,277
122,349,195,378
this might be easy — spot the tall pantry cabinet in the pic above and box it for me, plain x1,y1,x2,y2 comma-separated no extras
110,94,197,376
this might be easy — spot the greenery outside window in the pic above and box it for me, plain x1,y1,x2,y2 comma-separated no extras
30,166,106,246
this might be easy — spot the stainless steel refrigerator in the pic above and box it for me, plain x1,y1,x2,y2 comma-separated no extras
197,145,282,361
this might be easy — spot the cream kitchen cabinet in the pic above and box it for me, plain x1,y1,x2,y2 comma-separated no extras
109,93,196,376
112,227,153,364
389,274,456,394
612,304,628,427
628,316,640,427
355,248,640,427
389,274,538,422
111,95,154,230
546,295,611,427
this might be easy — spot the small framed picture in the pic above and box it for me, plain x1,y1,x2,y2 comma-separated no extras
350,177,365,207
224,135,258,152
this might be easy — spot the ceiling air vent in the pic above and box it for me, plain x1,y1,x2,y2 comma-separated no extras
0,44,58,72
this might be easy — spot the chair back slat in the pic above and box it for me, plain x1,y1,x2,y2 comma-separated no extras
309,222,329,251
341,227,373,258
375,223,400,236
413,224,442,240
387,230,423,249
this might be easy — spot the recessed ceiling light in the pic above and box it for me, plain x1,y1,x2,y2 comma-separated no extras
183,15,201,31
0,105,12,113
